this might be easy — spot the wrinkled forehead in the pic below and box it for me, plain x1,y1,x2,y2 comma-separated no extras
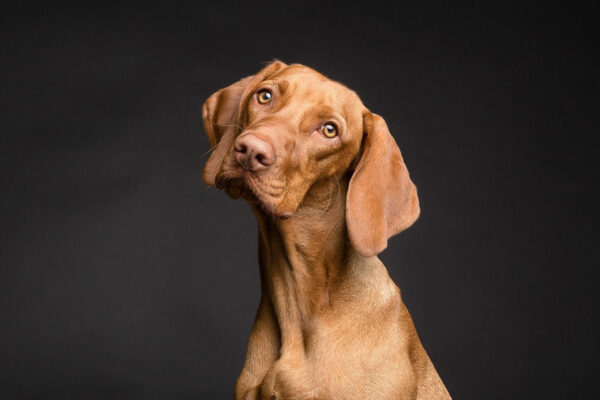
265,64,364,126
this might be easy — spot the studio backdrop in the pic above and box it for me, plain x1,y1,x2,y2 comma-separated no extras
0,2,597,399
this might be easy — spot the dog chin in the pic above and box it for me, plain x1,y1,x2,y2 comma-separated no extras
216,175,293,219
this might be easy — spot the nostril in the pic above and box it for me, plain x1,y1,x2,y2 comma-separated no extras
235,143,247,153
255,153,264,163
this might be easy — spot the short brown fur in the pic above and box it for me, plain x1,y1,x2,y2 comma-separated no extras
202,62,451,400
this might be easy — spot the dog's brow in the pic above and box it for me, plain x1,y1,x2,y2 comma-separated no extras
299,107,347,136
259,80,288,94
277,80,289,93
305,105,341,121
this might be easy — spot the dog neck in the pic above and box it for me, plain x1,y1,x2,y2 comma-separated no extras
251,175,354,353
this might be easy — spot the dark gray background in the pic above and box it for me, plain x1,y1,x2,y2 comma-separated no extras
1,2,597,399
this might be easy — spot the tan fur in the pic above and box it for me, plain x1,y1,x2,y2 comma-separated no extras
202,62,451,399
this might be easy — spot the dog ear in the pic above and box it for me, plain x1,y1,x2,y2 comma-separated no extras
202,61,287,185
346,112,420,257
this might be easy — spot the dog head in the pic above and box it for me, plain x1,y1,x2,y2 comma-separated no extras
202,61,419,256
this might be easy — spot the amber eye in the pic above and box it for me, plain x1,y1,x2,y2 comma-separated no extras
256,89,272,104
321,123,338,138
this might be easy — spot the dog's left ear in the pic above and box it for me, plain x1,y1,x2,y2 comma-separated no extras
202,61,287,185
346,112,420,257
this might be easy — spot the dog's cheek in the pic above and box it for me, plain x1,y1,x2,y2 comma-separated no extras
291,182,315,215
267,190,297,217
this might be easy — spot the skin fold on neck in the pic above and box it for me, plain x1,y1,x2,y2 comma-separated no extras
251,174,353,355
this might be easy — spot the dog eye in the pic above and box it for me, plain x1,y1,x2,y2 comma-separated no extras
256,89,272,104
321,123,338,138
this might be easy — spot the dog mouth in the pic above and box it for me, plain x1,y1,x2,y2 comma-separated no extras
215,171,290,217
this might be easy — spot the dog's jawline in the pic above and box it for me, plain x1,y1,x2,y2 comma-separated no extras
217,174,294,220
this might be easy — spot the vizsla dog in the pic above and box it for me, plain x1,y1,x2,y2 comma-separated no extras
202,61,451,400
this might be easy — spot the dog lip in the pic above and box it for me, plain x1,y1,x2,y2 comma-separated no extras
216,168,291,216
215,174,233,190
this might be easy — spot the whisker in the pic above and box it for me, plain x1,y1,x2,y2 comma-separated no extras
199,144,218,159
318,176,336,217
213,123,242,129
335,174,341,204
212,122,244,134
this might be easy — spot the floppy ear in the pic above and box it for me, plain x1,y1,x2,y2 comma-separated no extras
202,61,287,185
346,112,420,257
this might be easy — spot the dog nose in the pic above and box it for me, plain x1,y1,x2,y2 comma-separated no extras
234,134,275,171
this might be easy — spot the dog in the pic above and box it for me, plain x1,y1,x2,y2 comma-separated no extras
202,61,451,400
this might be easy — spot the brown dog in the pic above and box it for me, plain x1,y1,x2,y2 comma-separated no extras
202,61,451,400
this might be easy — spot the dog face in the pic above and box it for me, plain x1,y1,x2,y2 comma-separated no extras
209,64,363,217
203,61,420,256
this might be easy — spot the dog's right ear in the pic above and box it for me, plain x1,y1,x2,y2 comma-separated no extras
202,61,287,185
